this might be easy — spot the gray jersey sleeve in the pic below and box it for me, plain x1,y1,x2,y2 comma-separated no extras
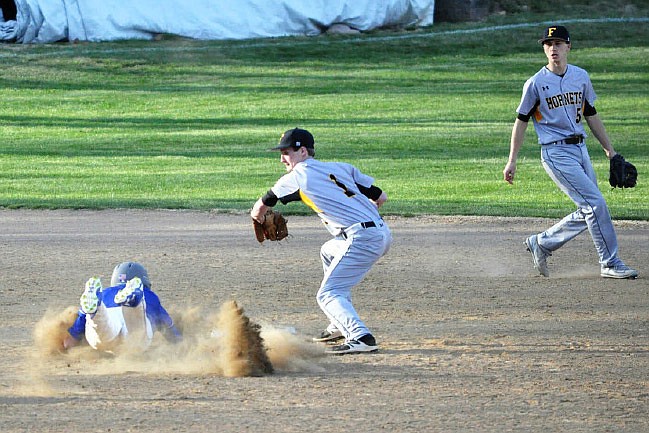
517,75,540,118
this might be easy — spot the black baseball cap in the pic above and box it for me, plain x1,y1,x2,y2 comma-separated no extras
270,128,314,150
539,25,570,44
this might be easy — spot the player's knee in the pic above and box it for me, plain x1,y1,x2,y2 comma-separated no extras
582,198,608,217
316,287,334,306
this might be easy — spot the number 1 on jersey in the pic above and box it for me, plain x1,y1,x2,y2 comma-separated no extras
329,174,355,197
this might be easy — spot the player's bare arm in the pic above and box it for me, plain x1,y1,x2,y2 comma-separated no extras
373,191,388,208
250,198,270,223
585,114,617,159
504,118,528,184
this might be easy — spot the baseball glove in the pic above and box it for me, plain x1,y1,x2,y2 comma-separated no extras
253,209,289,243
609,154,637,188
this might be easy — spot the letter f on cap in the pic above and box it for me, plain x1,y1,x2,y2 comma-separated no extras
547,27,556,37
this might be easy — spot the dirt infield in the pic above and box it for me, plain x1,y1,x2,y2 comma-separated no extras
1,209,647,432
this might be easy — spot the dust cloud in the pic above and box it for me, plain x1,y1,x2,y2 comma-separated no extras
28,299,326,389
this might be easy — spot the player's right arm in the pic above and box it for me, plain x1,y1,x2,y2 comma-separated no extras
503,118,529,184
505,76,539,184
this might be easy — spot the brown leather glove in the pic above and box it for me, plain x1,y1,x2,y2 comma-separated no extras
252,209,289,243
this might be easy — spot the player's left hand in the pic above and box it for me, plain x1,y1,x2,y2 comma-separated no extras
609,154,637,188
63,333,80,350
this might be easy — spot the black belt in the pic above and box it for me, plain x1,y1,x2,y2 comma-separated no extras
545,135,583,146
340,221,378,239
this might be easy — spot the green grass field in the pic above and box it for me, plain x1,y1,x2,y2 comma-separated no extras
1,12,647,219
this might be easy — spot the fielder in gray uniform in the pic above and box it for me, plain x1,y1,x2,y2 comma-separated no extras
503,25,637,279
251,128,392,354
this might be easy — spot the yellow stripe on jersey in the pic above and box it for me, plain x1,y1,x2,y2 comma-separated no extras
299,190,322,213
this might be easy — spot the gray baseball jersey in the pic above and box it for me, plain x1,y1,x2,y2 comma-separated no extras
517,64,597,144
271,159,382,236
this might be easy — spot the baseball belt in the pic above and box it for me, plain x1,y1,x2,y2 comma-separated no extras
544,135,584,146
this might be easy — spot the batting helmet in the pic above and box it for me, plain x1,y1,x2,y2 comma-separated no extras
110,261,151,289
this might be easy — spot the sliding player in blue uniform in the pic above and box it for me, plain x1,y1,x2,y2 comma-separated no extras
64,261,182,352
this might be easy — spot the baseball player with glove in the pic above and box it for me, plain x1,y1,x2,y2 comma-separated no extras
64,261,182,352
251,128,392,354
503,25,638,279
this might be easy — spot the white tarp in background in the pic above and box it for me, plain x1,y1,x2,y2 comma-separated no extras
1,0,435,44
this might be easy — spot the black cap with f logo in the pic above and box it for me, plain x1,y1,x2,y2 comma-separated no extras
539,25,570,44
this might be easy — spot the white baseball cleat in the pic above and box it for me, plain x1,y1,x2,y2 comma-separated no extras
601,264,638,279
80,277,102,314
325,334,378,355
114,277,144,306
525,235,550,277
